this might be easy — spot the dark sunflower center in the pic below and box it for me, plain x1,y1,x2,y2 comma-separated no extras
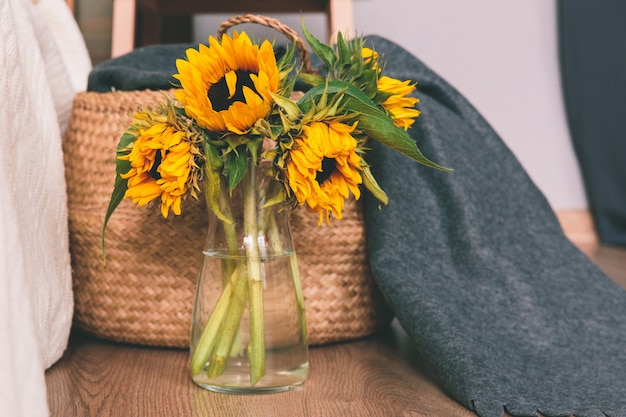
316,157,337,185
208,69,258,112
149,151,162,180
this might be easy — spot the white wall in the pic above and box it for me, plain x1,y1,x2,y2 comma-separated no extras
194,0,587,210
193,13,328,48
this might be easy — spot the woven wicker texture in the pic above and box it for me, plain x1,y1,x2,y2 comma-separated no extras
63,90,392,347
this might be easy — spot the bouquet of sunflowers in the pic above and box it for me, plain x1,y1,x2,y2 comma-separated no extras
102,15,445,390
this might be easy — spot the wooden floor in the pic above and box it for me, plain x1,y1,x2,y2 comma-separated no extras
46,234,626,417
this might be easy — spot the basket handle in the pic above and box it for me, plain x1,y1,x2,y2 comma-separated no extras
217,14,313,74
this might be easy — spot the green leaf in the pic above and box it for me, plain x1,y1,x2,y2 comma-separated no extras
361,165,388,206
276,41,296,72
353,102,449,171
101,174,128,262
117,131,136,152
301,21,336,68
204,142,233,224
261,180,287,209
298,72,326,87
299,81,450,171
369,117,446,170
271,92,302,120
336,32,351,67
101,132,135,262
227,147,249,191
357,69,379,99
298,80,378,112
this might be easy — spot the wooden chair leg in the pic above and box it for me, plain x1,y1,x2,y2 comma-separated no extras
328,0,354,39
111,0,136,57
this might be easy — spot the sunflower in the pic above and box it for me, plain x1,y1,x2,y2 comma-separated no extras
361,48,421,130
286,121,363,225
173,31,280,135
119,122,194,218
378,76,421,130
361,47,379,69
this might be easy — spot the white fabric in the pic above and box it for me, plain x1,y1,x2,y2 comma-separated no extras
0,0,89,416
32,0,92,134
33,0,92,92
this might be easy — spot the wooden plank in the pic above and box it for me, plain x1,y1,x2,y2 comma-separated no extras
136,0,329,15
556,209,598,256
46,323,476,417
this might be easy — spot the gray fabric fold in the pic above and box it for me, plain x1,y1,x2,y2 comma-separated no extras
362,36,626,417
88,44,190,92
558,0,626,247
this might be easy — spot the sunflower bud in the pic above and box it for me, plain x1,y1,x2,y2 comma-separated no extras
271,93,302,121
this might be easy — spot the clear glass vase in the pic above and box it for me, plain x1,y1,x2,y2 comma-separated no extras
189,159,309,393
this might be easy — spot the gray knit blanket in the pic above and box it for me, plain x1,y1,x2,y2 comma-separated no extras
89,37,626,417
363,37,626,417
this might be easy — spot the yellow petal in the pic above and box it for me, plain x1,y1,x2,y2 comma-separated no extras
225,70,238,99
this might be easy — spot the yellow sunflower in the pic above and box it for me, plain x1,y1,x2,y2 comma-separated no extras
286,121,363,225
361,47,379,69
361,48,421,130
173,31,280,135
119,122,193,218
378,76,421,130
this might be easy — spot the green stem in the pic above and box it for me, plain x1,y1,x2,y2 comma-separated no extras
219,183,238,280
205,264,249,378
217,183,243,358
263,206,307,344
289,252,308,343
243,165,265,386
190,263,242,376
267,212,308,344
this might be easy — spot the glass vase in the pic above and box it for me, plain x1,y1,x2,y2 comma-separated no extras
189,159,309,393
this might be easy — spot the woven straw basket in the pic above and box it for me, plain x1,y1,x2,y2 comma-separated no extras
63,15,392,348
